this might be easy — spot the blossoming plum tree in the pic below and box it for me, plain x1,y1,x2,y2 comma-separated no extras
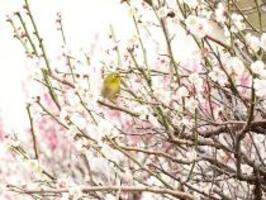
2,0,266,199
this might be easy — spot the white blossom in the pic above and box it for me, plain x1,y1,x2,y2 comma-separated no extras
215,3,226,24
74,64,88,76
245,33,260,52
184,0,199,9
74,137,88,153
147,114,161,128
67,125,79,138
181,117,193,128
186,98,198,112
105,194,116,200
65,90,80,107
176,86,189,97
68,186,83,200
26,159,42,174
209,67,227,86
59,110,68,121
260,33,266,52
225,56,246,75
157,6,170,18
76,78,89,91
251,60,266,78
87,153,111,177
135,105,150,120
101,143,124,163
97,120,119,140
199,6,212,19
241,164,253,175
60,193,70,200
146,176,163,186
254,78,266,97
185,15,211,38
69,113,87,130
85,124,98,139
231,13,246,32
188,72,203,88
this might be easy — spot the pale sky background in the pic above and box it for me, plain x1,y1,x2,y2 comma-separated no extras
0,0,196,133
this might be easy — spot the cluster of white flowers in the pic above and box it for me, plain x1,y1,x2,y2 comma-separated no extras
69,112,87,130
97,120,120,140
225,56,246,75
176,85,189,97
74,137,90,153
157,6,173,18
230,13,246,33
180,117,193,128
101,143,124,163
260,33,266,52
137,105,150,120
215,3,226,24
185,15,211,38
254,78,266,97
209,67,227,86
245,33,260,52
65,90,80,107
251,60,266,77
185,98,198,112
188,72,203,90
147,113,161,128
68,186,84,200
105,194,116,200
251,60,266,97
152,76,172,105
244,32,266,54
146,176,163,186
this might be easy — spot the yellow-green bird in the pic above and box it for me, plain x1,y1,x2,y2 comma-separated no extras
101,72,121,102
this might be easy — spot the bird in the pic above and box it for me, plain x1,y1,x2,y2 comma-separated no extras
101,72,121,103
